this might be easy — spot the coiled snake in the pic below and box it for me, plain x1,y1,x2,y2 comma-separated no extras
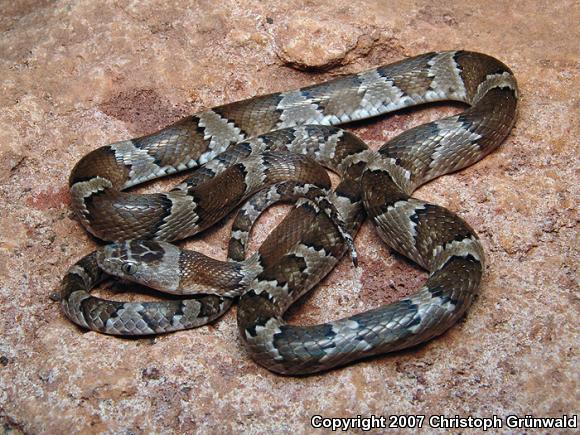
60,51,517,375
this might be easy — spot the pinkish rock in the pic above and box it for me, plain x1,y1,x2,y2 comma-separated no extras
0,0,577,433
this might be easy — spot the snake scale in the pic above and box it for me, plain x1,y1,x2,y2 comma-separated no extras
60,51,517,375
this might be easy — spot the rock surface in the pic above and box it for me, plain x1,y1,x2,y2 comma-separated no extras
0,0,578,433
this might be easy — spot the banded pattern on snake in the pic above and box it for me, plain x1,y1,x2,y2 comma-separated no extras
60,51,517,374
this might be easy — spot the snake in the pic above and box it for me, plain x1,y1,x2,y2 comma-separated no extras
60,51,517,375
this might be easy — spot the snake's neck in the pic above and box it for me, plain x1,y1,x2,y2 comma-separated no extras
176,251,263,298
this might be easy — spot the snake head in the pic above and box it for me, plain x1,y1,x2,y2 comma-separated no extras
96,240,181,293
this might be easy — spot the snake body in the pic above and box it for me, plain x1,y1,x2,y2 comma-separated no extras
61,51,517,374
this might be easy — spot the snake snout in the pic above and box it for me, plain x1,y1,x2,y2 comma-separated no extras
96,243,127,275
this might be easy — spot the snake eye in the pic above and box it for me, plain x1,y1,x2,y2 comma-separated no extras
122,262,138,275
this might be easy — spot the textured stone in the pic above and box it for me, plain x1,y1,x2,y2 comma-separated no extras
274,14,375,70
0,0,578,433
